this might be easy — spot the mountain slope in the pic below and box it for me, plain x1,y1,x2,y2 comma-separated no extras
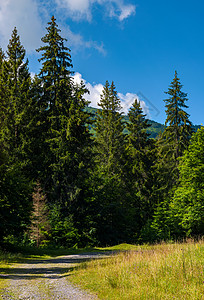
86,107,200,139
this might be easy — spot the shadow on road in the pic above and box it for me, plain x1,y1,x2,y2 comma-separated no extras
0,251,115,281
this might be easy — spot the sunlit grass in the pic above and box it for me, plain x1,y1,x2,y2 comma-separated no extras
69,240,204,299
0,259,10,296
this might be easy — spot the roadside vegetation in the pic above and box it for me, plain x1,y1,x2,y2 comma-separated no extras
1,240,203,299
69,240,204,300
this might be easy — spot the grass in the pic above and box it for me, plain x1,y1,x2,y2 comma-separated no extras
69,240,204,299
1,241,203,299
0,262,9,295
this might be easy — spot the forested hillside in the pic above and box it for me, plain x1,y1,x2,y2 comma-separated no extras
0,17,203,250
87,107,200,138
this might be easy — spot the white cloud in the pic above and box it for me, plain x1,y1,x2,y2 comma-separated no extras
118,92,149,116
73,72,149,117
0,0,106,56
118,3,136,21
55,0,92,21
86,81,104,107
55,0,136,22
63,27,106,55
73,72,104,107
0,0,134,57
30,72,36,79
73,72,84,85
0,0,43,52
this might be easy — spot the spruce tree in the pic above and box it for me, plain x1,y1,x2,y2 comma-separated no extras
95,81,125,176
36,17,93,246
0,47,4,70
0,48,7,130
126,99,155,235
156,71,193,199
36,15,76,199
36,16,72,111
1,28,32,164
164,71,192,158
127,99,151,161
35,17,73,187
0,30,34,245
94,81,128,244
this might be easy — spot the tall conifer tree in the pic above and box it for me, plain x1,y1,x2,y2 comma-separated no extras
127,99,155,234
0,48,4,73
0,48,6,131
36,16,73,197
94,81,127,244
157,71,193,198
1,28,32,164
95,81,125,176
36,17,93,245
0,31,34,245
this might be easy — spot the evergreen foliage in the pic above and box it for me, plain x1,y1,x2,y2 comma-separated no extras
36,16,93,246
0,20,202,249
164,71,192,158
95,81,126,176
156,71,193,199
169,127,204,236
0,159,32,245
0,29,33,246
126,99,156,237
0,48,7,130
94,81,128,245
0,28,32,164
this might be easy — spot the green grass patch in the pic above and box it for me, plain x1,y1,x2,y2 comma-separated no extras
69,240,204,299
97,243,141,251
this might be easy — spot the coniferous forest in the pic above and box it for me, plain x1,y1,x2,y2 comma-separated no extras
0,17,203,249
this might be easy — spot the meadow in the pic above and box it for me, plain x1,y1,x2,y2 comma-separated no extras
69,240,204,299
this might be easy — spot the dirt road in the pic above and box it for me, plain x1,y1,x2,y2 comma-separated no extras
0,252,111,299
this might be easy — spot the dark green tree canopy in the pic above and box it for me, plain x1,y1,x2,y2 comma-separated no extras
0,27,32,161
170,127,204,236
127,98,150,151
0,47,4,67
34,17,93,248
156,71,193,198
163,70,193,159
37,16,73,110
165,71,190,126
0,19,202,248
93,81,129,245
126,99,156,231
95,80,126,176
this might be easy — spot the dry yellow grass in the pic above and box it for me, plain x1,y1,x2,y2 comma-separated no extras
69,240,204,299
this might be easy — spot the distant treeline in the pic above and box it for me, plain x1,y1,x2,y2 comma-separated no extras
86,107,201,138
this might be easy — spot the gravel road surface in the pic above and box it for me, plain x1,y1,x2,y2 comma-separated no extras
0,252,112,299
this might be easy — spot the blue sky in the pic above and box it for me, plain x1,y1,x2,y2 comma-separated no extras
0,0,203,125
